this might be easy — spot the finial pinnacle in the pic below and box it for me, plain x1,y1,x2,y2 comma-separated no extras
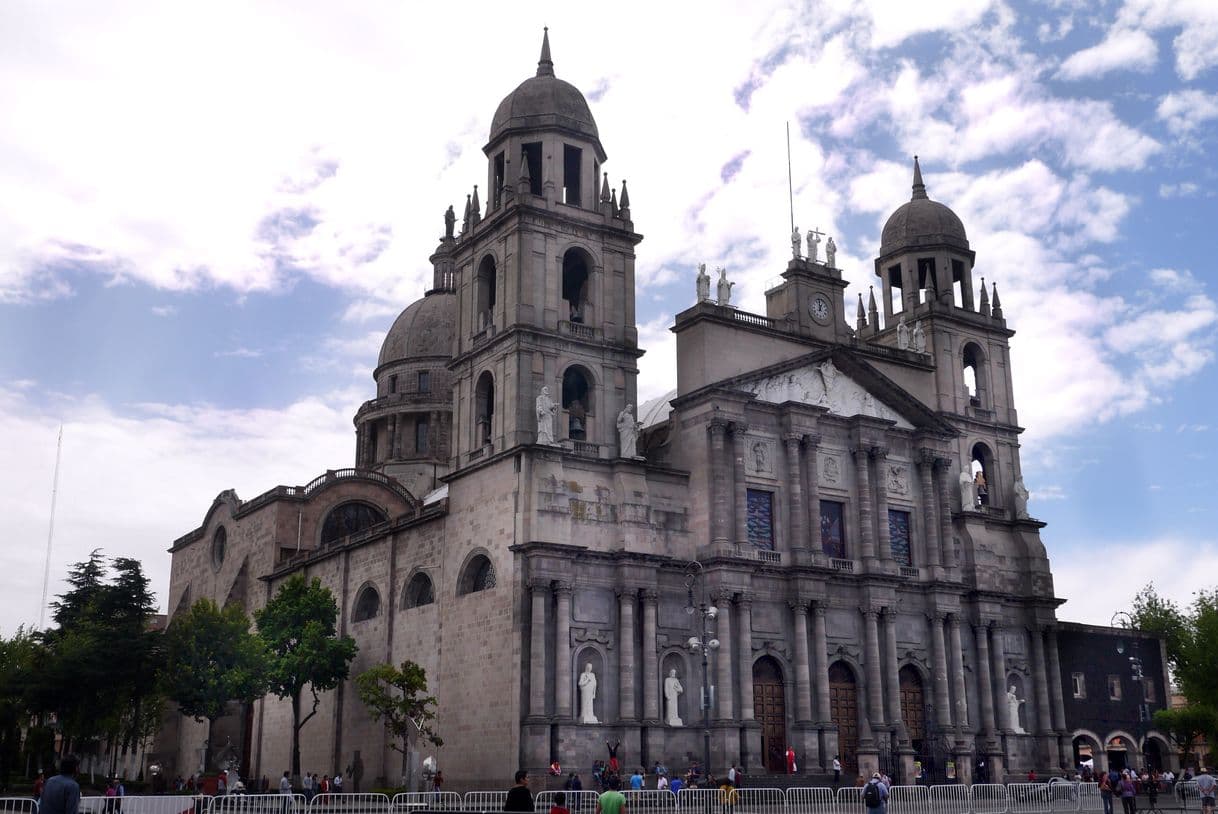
912,155,928,201
537,27,554,77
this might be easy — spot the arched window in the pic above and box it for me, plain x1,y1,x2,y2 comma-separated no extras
962,342,988,408
457,554,496,595
476,256,497,329
474,371,495,446
353,584,381,621
562,250,591,324
971,442,994,507
404,573,435,609
321,501,388,546
562,366,593,440
212,527,227,568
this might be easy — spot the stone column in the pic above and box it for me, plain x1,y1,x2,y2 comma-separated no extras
874,448,892,561
642,590,660,722
813,605,832,723
862,609,885,726
990,624,1010,731
555,582,573,719
387,414,398,459
974,622,996,735
935,458,954,567
1030,626,1053,734
785,434,807,552
930,613,953,728
618,588,637,721
738,595,755,721
732,424,750,544
883,608,904,737
1046,627,1068,766
715,590,735,720
805,434,822,554
792,603,814,722
529,582,548,718
948,614,969,728
709,420,730,544
918,450,941,567
854,446,877,560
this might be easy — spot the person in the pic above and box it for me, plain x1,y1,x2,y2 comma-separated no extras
668,774,683,795
629,768,643,790
433,770,445,794
39,756,81,814
218,773,228,796
974,470,988,505
863,773,888,814
1196,769,1215,814
606,741,621,774
550,761,562,777
564,773,582,792
104,778,118,814
1119,770,1138,814
280,772,292,794
549,791,569,814
303,772,314,801
718,777,738,811
656,772,668,791
595,774,625,814
332,772,343,793
785,746,797,775
1099,769,1114,814
504,769,534,812
1028,769,1037,782
33,772,45,801
833,757,841,788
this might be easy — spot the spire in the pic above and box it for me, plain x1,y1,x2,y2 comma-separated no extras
619,179,631,209
911,155,928,201
600,172,611,204
991,281,1003,319
536,27,554,77
471,185,481,225
868,285,879,334
978,276,990,317
610,188,619,217
856,292,867,330
518,151,532,195
462,194,472,234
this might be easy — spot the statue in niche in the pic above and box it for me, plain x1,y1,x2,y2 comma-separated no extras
1014,477,1030,519
1007,685,1026,734
897,316,910,350
806,228,822,263
664,669,684,726
696,263,711,303
826,236,837,268
578,663,599,724
911,321,926,353
791,226,802,259
444,205,456,238
959,470,975,511
536,386,558,445
617,404,641,458
716,267,734,306
752,440,767,472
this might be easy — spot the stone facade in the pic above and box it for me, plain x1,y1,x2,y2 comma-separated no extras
158,34,1084,790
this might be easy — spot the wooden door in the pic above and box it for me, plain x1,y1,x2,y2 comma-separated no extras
829,662,859,776
753,656,787,772
899,666,926,749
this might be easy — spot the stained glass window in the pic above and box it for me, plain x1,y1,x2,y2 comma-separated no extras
820,501,846,559
321,501,388,546
889,509,912,566
746,489,774,549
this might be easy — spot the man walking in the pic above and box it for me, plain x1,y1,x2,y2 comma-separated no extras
1196,769,1216,814
596,774,626,814
40,756,81,814
863,772,888,814
504,770,534,812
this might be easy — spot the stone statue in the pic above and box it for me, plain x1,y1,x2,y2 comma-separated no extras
617,404,642,458
696,263,711,303
579,663,599,724
716,267,734,306
752,440,767,471
664,668,684,726
536,386,558,445
817,359,839,405
791,226,801,259
826,236,836,268
897,316,910,350
959,470,975,511
1007,685,1026,734
444,205,455,238
911,321,926,353
1014,477,1030,519
806,228,821,263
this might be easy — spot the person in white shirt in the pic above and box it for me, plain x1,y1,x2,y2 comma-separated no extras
279,772,292,794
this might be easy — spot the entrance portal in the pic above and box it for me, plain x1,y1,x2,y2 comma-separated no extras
753,656,788,772
829,662,859,776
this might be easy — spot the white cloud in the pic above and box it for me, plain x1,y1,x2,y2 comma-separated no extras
150,305,178,317
213,347,263,359
1159,182,1201,198
1156,89,1218,136
1056,28,1158,79
1116,0,1218,80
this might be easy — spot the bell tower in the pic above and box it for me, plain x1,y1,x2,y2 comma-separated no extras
449,31,644,467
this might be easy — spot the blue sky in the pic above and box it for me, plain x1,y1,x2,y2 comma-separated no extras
2,0,1216,633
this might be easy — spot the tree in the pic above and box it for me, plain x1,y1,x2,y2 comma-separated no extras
162,598,266,772
1132,583,1218,709
0,627,43,790
355,661,442,787
1153,706,1217,768
254,575,357,782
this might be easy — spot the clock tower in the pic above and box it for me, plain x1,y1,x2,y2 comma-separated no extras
764,247,853,343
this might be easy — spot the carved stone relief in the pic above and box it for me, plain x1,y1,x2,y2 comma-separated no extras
821,455,842,485
741,360,913,429
747,437,776,476
887,463,910,495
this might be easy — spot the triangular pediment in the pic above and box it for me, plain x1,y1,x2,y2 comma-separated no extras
741,359,914,428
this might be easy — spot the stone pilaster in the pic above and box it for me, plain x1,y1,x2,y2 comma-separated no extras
738,595,755,721
935,458,954,567
1045,626,1069,767
642,590,660,722
805,434,823,556
949,614,969,729
918,450,941,567
709,420,730,544
813,605,832,724
715,590,735,720
387,414,398,459
883,608,904,741
618,588,637,721
555,582,573,719
854,446,877,561
732,423,749,544
930,613,952,728
529,581,548,718
785,434,807,553
974,622,996,735
792,602,813,722
862,609,885,727
990,624,1010,731
873,447,892,561
1030,626,1052,735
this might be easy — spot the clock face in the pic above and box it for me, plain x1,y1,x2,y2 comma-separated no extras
810,295,831,324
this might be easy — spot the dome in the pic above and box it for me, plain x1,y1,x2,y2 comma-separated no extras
488,30,603,155
377,291,456,368
880,158,969,256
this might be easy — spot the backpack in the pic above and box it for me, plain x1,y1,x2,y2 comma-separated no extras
864,782,882,808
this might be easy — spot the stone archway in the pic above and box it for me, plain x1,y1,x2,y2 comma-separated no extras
753,656,788,772
829,661,860,776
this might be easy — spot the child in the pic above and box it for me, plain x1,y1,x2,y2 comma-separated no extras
550,791,569,814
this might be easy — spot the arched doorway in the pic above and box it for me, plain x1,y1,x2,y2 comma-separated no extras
829,662,859,776
1073,732,1102,774
1106,735,1134,773
1144,737,1165,771
753,656,788,772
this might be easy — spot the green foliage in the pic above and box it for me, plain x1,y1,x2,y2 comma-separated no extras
163,598,266,723
1132,583,1218,709
0,627,44,789
355,661,442,755
254,575,357,779
1153,705,1218,762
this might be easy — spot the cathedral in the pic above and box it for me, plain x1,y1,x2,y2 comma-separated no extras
159,33,1078,789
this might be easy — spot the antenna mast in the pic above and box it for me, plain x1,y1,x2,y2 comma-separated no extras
39,424,63,630
786,122,795,233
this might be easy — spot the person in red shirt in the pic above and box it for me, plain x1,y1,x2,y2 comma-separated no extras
33,773,45,800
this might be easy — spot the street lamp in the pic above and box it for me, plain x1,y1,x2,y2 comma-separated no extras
1112,611,1149,764
684,561,720,784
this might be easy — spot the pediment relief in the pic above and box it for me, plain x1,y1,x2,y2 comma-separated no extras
741,360,913,429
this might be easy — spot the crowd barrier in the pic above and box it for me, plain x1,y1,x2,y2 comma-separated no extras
9,782,1189,814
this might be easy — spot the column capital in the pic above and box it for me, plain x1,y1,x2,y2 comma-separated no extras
615,586,638,600
805,432,822,448
641,588,659,604
934,455,954,470
917,447,939,466
528,579,551,593
554,581,574,596
782,432,804,446
737,593,755,611
927,611,948,623
947,613,962,628
729,420,750,436
881,605,899,620
707,418,730,438
812,603,828,618
871,445,890,461
861,607,880,620
712,588,735,604
788,600,809,616
851,445,871,461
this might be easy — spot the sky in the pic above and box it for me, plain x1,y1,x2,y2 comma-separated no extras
2,0,1217,636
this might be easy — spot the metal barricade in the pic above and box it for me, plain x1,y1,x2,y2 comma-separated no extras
929,783,972,814
1177,781,1200,811
391,793,463,813
307,794,391,814
835,786,865,814
970,783,1010,814
623,789,677,814
535,791,600,814
462,792,507,811
887,785,929,814
112,796,205,814
783,787,836,814
1008,783,1050,814
676,788,719,814
1076,783,1101,813
1048,782,1078,812
735,788,783,814
0,799,38,814
212,794,308,814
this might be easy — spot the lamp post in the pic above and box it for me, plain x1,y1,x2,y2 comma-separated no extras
1112,611,1149,766
684,561,720,784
